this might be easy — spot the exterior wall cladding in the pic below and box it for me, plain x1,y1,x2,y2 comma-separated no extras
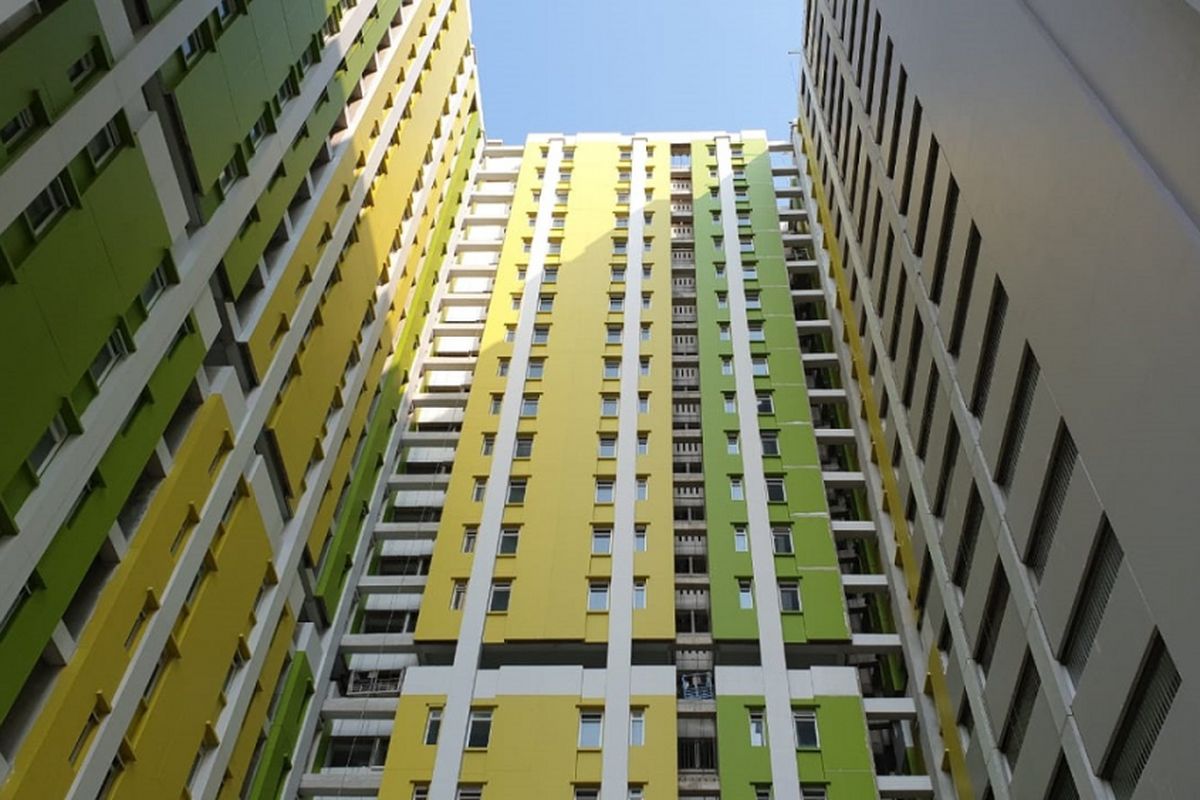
797,1,1200,800
2,0,1195,799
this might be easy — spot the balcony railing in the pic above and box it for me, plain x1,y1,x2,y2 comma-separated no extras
678,671,715,700
678,738,717,770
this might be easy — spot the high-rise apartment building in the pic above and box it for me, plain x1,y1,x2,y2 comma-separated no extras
0,0,479,797
796,1,1200,799
287,131,940,800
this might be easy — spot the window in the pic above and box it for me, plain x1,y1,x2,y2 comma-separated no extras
513,435,534,459
751,357,769,376
489,395,502,415
588,582,609,611
471,479,487,502
1103,634,1179,800
456,787,483,800
721,358,733,376
633,581,647,610
85,119,121,166
630,709,646,745
29,413,69,475
641,293,652,310
526,360,545,380
578,712,603,748
1025,425,1077,581
488,582,511,612
636,477,648,500
466,710,493,748
592,528,612,554
975,566,1009,677
640,324,651,341
595,480,615,504
451,581,467,610
545,268,558,283
606,326,622,344
603,359,621,379
971,280,1008,417
532,325,550,344
506,478,527,504
738,580,754,609
496,359,509,377
424,708,442,744
638,394,649,413
734,526,749,552
730,478,744,501
756,393,774,414
719,324,731,341
88,330,129,385
746,291,761,309
575,790,599,800
716,292,728,309
462,528,477,553
609,296,625,312
67,50,99,86
748,323,765,342
611,266,626,282
727,434,740,454
601,396,619,416
772,526,793,555
749,711,766,746
25,176,69,235
139,259,170,309
761,431,780,457
995,349,1040,488
498,528,520,555
0,106,36,148
724,394,736,413
598,436,617,458
999,653,1039,771
639,358,650,376
520,395,539,416
793,711,819,748
217,158,239,194
1062,520,1123,687
637,434,648,455
537,295,554,313
779,582,802,612
743,264,758,280
248,112,269,149
765,477,786,502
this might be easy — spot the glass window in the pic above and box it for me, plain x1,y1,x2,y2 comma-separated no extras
719,324,731,341
520,395,539,416
756,393,774,414
630,709,645,745
532,326,549,344
779,582,801,612
595,480,615,503
772,527,794,554
506,478,527,504
761,431,780,456
514,436,534,458
498,528,520,555
794,711,819,748
637,434,649,455
724,394,736,413
730,478,744,501
592,529,612,555
638,394,650,413
727,434,739,455
471,479,486,502
606,326,622,344
601,396,619,416
721,358,733,376
598,436,617,458
489,582,511,612
578,712,603,748
526,360,545,379
766,478,786,503
633,581,647,610
636,477,648,500
451,581,467,610
749,711,766,746
738,580,754,609
424,708,442,745
603,360,621,379
588,582,609,612
466,710,493,748
752,357,769,376
734,526,749,552
609,296,624,312
537,295,554,312
634,525,647,552
462,528,477,553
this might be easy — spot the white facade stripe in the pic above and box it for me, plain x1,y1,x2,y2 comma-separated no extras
428,138,565,800
600,136,648,800
715,136,803,800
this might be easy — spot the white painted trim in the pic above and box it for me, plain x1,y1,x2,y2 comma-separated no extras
715,136,803,800
427,138,564,800
599,136,647,800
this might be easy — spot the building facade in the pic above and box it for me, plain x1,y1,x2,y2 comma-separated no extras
289,131,941,800
0,0,479,797
796,1,1200,799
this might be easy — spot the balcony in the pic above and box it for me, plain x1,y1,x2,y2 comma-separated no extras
678,671,714,700
345,668,405,697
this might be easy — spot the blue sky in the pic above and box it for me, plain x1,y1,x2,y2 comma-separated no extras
470,0,804,143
